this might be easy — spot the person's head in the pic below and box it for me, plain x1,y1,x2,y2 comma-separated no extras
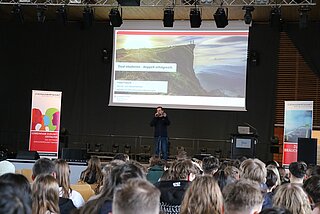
0,160,15,176
149,155,164,167
169,159,199,181
266,165,281,187
224,166,240,180
259,207,292,214
0,173,31,199
113,153,129,162
273,183,311,214
80,156,103,184
214,170,237,192
0,181,32,214
288,162,307,184
266,169,278,191
32,158,56,179
112,178,160,214
180,175,223,214
156,106,164,115
54,159,71,198
88,156,101,169
311,165,320,177
32,174,60,214
202,156,220,175
223,179,263,214
78,163,146,214
240,158,267,184
303,175,320,204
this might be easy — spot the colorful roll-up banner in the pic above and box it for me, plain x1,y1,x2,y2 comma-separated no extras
283,101,313,165
29,90,62,159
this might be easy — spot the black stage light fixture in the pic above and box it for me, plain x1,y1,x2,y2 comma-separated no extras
190,8,201,28
214,8,228,28
116,0,140,6
243,6,254,25
163,8,174,27
56,5,67,25
11,4,24,23
36,5,47,23
109,8,122,27
83,6,94,28
269,7,282,31
299,6,311,29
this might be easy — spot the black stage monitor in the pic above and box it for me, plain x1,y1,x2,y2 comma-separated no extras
61,148,88,162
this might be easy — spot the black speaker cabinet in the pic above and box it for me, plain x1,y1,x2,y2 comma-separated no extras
16,151,40,160
61,148,87,162
298,138,317,165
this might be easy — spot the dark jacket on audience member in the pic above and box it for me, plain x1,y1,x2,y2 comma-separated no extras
59,197,76,214
154,180,190,214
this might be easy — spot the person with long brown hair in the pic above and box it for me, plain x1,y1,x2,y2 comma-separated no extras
54,159,85,208
79,156,103,184
180,175,223,214
32,174,60,214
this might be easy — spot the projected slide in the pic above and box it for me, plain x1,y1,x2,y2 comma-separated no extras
109,29,249,111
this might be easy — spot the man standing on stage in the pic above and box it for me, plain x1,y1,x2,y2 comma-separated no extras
150,106,170,160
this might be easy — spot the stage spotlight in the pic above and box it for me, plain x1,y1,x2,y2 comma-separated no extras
83,6,94,28
56,5,67,25
11,4,24,23
214,8,228,28
190,8,201,28
36,5,46,23
243,6,254,25
163,8,174,27
269,7,282,31
109,8,122,27
299,6,311,29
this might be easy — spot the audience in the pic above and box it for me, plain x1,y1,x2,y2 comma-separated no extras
79,156,103,185
224,166,240,180
303,175,320,214
146,155,165,184
0,181,32,214
240,158,267,185
78,162,146,214
288,162,307,184
54,159,85,208
223,179,264,214
180,175,223,214
0,173,32,205
32,158,76,214
112,178,160,214
267,164,281,187
273,183,312,214
202,156,220,176
0,160,15,176
113,153,130,162
154,159,199,214
214,169,237,192
278,166,290,184
32,174,60,214
262,169,278,210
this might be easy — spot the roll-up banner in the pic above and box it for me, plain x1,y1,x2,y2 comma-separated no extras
29,90,62,159
283,101,313,166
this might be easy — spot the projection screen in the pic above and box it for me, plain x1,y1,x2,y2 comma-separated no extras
109,21,249,111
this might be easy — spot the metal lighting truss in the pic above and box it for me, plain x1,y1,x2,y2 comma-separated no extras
0,0,315,7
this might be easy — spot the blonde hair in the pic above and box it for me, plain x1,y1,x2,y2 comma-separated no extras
273,183,312,214
54,159,71,198
180,175,223,214
32,174,59,214
266,164,281,187
240,158,267,183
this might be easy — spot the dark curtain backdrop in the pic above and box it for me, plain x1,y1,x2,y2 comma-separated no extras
0,22,279,161
285,22,320,76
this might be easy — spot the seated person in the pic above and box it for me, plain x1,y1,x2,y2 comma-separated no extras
79,156,103,185
223,179,264,214
288,161,307,184
112,178,161,214
146,155,165,184
202,156,220,176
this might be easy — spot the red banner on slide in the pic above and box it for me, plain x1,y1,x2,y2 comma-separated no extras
29,131,59,152
282,142,298,165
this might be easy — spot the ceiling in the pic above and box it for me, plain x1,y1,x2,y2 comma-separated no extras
0,0,319,23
